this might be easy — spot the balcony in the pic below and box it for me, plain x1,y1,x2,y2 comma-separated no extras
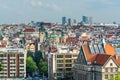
10,57,16,59
19,57,24,59
10,71,16,73
10,64,16,66
0,57,7,59
19,67,24,69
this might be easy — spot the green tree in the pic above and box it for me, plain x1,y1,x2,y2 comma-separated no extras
108,72,120,80
116,45,120,48
0,62,2,72
26,57,38,76
34,51,43,66
27,50,34,58
38,59,48,76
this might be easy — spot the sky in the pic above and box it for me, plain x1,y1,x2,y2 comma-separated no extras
0,0,120,24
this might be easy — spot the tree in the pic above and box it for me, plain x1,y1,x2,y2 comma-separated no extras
27,50,34,58
0,62,2,72
34,51,43,66
38,59,48,76
26,57,38,76
108,72,120,80
116,45,120,48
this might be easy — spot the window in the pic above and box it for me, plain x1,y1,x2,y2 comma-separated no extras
110,63,113,66
105,74,108,79
57,55,63,58
10,54,15,57
73,55,78,57
66,68,71,71
66,64,72,67
57,68,63,71
98,44,105,53
66,60,72,63
111,68,113,72
89,45,95,54
57,73,62,76
110,74,113,78
19,59,24,63
65,55,71,58
105,68,108,72
66,72,72,76
115,68,118,72
57,60,63,63
94,45,100,53
57,64,63,67
19,54,24,57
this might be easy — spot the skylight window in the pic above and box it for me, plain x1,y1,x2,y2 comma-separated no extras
98,44,105,54
94,44,100,53
89,45,95,54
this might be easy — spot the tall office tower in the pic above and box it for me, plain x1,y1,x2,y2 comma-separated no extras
82,16,89,24
68,18,73,26
0,48,27,80
89,17,92,25
62,17,67,25
73,19,77,24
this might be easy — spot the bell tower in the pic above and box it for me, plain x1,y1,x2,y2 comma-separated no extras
39,23,45,43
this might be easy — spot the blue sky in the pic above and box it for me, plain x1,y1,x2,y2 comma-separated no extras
0,0,120,24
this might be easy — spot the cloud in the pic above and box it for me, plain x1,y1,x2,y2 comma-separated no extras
30,0,43,7
29,0,62,11
46,3,61,11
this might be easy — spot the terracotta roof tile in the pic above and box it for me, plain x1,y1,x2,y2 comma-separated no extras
83,44,116,64
105,44,115,56
83,45,97,63
93,54,110,65
24,28,35,32
116,56,120,64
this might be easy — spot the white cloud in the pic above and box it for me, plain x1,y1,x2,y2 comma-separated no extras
29,0,61,11
46,3,61,11
30,0,43,7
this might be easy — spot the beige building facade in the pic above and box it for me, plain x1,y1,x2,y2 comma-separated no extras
48,45,79,80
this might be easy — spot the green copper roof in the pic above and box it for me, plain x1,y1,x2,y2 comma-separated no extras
50,34,59,38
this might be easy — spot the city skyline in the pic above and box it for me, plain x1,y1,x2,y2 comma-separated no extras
0,0,120,24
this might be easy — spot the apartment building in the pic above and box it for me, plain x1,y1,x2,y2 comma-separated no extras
0,47,27,80
48,45,79,80
74,43,120,80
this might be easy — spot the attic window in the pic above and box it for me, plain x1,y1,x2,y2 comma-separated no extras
110,63,113,66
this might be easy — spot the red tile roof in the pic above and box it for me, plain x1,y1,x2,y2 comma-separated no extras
83,45,97,63
82,44,116,65
93,54,110,65
116,56,120,64
105,44,115,56
24,28,36,32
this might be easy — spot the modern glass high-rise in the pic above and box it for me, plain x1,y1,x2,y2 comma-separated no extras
68,18,74,26
89,17,92,25
62,17,67,25
82,16,89,24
